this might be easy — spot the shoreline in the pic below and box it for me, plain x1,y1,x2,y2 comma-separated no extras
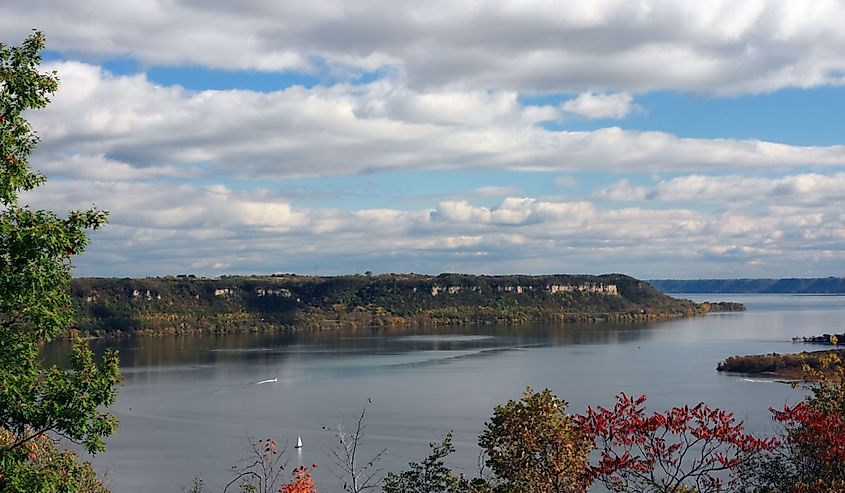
717,348,845,381
64,308,733,340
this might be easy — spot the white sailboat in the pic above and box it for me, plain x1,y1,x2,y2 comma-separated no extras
295,436,303,449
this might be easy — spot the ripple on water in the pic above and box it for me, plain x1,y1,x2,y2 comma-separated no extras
396,334,496,343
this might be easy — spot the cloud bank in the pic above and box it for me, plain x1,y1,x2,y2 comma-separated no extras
6,1,845,278
22,171,845,279
6,1,845,94
30,62,845,183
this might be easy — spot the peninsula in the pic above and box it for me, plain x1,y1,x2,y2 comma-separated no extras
717,349,845,380
718,332,845,380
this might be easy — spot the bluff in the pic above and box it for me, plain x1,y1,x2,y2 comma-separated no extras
70,273,726,336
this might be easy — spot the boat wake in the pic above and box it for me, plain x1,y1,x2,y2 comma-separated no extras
739,377,777,384
255,378,278,385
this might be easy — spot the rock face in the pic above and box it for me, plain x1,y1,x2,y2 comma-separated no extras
256,288,291,297
70,273,716,335
547,283,618,295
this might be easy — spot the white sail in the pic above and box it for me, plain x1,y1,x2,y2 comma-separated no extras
295,436,303,448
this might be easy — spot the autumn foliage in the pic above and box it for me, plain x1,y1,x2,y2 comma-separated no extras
479,388,592,493
772,402,845,464
280,466,317,493
744,354,845,492
578,393,776,493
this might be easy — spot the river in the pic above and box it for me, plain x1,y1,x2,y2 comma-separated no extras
45,294,845,492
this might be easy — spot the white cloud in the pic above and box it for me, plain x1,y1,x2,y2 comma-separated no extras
597,173,845,205
474,186,522,197
22,180,309,232
27,62,845,183
432,198,597,227
594,179,648,201
32,153,201,181
5,1,845,94
18,175,845,278
562,92,634,119
416,236,484,250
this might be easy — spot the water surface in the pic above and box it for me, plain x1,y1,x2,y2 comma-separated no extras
48,294,844,492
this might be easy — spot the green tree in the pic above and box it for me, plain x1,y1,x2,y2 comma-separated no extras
478,388,592,493
0,31,120,492
382,433,468,493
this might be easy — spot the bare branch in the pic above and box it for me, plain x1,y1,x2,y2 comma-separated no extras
324,402,385,493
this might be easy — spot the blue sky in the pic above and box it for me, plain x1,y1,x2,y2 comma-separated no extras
5,1,845,278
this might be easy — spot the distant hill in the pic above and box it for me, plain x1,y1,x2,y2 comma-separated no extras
650,277,845,294
69,273,727,336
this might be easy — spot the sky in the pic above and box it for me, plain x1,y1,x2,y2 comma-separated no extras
4,0,845,279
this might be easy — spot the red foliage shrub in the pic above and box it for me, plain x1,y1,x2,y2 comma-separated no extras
578,393,776,493
772,402,845,464
280,465,317,493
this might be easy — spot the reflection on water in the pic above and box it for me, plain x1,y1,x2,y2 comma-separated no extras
42,295,843,493
45,321,662,370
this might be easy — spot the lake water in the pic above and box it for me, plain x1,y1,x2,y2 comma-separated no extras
46,294,845,492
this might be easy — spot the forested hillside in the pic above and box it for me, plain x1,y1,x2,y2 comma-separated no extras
650,277,845,294
69,273,721,336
